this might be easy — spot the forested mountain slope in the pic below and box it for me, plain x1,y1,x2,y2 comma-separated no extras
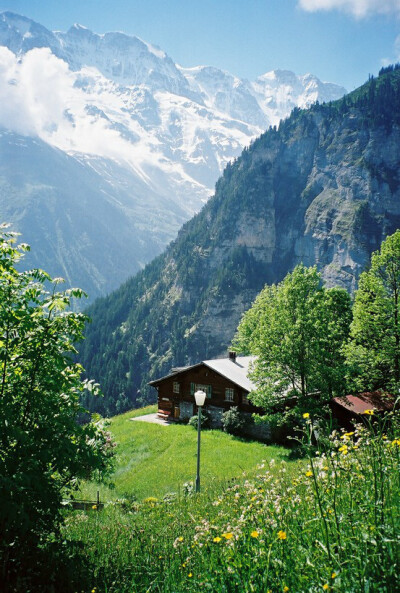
80,66,400,415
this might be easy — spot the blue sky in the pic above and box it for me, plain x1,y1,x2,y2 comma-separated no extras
1,0,399,91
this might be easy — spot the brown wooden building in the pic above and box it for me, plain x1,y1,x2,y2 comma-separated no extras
149,352,263,427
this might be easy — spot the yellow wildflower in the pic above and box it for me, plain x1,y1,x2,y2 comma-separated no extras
303,413,310,418
278,530,287,540
283,587,289,592
222,532,234,540
344,431,354,436
250,530,259,538
188,573,193,578
91,505,97,510
331,572,337,579
363,409,374,415
178,536,184,541
213,536,222,543
323,585,329,590
305,470,313,477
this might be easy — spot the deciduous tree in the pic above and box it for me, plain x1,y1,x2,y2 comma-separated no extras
233,265,352,434
0,226,115,586
344,230,400,393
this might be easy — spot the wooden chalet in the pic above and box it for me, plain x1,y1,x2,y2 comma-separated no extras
149,352,263,428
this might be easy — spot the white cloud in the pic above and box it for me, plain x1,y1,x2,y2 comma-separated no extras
0,47,160,172
395,34,400,58
298,0,400,18
380,33,400,67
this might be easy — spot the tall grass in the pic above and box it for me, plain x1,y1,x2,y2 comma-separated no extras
63,411,400,592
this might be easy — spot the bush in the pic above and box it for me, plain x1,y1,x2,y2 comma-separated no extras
222,406,247,435
189,408,211,429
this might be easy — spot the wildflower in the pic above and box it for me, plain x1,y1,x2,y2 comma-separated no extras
222,532,234,540
363,409,374,415
188,573,193,578
344,431,354,437
303,413,310,418
305,471,313,477
278,530,287,540
91,505,97,510
323,585,329,590
331,572,337,579
391,438,400,446
173,536,184,548
283,587,289,592
250,530,259,538
213,536,222,543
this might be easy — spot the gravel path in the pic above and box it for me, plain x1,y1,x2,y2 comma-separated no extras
130,413,171,426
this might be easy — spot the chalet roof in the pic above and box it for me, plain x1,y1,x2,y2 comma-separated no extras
149,355,257,392
332,391,394,415
203,356,256,392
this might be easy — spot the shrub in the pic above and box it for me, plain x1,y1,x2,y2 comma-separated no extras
222,406,247,435
188,408,211,429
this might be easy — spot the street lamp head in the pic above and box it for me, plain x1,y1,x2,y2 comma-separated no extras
194,389,206,407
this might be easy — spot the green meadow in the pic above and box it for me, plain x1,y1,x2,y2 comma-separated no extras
81,406,287,502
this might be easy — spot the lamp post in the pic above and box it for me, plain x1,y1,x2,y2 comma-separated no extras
194,389,206,493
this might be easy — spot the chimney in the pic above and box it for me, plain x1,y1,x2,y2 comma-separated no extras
228,351,237,362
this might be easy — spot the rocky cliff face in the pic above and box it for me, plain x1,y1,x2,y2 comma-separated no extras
80,68,400,415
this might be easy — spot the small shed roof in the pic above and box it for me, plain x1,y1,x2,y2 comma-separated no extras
332,391,394,415
149,355,257,392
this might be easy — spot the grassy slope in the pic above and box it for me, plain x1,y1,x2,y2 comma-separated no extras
82,407,287,501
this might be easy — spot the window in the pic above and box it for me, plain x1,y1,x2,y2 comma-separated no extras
242,393,249,405
190,383,212,398
173,381,180,394
225,388,234,402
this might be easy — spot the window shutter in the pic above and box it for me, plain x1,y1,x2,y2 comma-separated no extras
207,385,212,398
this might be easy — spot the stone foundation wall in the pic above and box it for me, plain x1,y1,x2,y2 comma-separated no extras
180,401,194,420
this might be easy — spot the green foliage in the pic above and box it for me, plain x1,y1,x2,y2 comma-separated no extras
62,412,400,592
233,265,352,435
345,230,400,392
188,408,211,429
221,405,248,435
0,226,115,589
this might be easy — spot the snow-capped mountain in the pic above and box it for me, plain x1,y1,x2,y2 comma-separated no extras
0,11,347,301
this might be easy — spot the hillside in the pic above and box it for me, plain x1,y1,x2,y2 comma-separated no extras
80,67,400,415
